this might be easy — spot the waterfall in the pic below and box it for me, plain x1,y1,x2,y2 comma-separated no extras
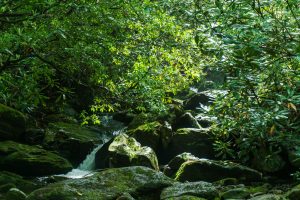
60,129,123,179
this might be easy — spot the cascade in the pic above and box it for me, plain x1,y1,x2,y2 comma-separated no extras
61,129,123,179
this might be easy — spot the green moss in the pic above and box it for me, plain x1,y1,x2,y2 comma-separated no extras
0,104,26,140
0,141,72,176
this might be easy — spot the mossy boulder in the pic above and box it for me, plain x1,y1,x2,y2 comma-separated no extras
0,171,38,194
163,152,199,177
173,112,201,130
166,128,215,160
27,166,175,200
128,121,172,162
0,141,72,176
160,181,218,200
174,159,262,183
95,134,159,170
0,104,26,141
221,187,251,199
43,122,103,165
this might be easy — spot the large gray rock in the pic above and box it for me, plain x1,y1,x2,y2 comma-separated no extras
43,122,103,165
0,104,26,141
166,128,215,160
27,166,175,200
160,181,219,200
0,141,72,176
174,158,262,183
95,134,159,170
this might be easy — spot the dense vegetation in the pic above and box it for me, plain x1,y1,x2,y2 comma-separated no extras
1,0,299,168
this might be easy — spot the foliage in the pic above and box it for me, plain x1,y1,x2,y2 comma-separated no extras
186,0,300,164
0,0,203,116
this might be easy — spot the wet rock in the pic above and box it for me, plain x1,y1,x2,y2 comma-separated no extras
0,141,72,176
43,122,103,165
173,112,201,130
166,128,215,160
0,104,26,141
160,181,218,200
174,159,262,183
5,188,27,200
27,166,174,200
95,134,159,170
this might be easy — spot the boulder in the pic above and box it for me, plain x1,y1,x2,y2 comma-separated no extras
128,121,172,162
163,152,199,177
0,104,26,141
183,92,214,111
95,134,159,170
166,128,215,160
160,181,219,200
173,112,201,130
27,166,175,200
43,122,103,165
23,128,45,145
0,171,38,193
174,158,262,183
0,141,72,176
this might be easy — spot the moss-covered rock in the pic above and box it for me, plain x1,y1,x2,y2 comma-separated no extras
163,152,199,178
183,92,214,111
43,122,103,165
166,128,215,160
0,141,72,176
160,181,218,200
128,121,172,162
95,134,159,170
0,104,26,141
0,171,38,193
173,112,201,130
27,166,175,200
174,159,262,183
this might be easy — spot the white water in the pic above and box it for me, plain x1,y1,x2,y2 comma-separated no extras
59,129,123,179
